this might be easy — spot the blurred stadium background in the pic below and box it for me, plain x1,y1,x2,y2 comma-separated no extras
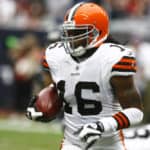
0,0,150,150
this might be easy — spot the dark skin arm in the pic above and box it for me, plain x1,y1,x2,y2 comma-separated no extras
42,71,54,87
110,76,143,110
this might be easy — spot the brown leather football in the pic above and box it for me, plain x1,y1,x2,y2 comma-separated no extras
35,84,62,120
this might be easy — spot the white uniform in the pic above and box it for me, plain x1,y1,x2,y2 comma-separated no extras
43,42,136,150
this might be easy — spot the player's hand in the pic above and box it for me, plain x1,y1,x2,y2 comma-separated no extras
26,95,43,120
75,122,104,149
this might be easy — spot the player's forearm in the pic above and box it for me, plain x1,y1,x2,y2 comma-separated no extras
98,107,144,132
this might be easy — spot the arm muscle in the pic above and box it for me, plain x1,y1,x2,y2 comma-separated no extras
110,76,143,110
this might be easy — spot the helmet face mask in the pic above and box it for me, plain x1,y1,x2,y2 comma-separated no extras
61,23,99,56
61,2,109,57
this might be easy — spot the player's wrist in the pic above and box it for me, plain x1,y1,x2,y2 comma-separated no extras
113,108,143,130
96,121,104,132
28,95,38,107
98,117,118,133
99,108,144,133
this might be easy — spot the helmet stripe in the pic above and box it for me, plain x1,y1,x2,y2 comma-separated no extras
68,2,84,21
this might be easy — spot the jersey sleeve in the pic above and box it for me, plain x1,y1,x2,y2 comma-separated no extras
41,42,60,71
103,43,137,78
41,42,65,75
111,55,137,76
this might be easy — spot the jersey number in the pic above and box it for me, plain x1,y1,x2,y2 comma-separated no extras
57,81,102,116
48,42,64,50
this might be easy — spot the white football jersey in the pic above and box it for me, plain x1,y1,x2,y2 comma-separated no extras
43,42,136,148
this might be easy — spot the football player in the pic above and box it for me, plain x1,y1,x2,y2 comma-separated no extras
26,2,144,150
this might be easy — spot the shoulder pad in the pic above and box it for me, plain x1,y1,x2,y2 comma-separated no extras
101,43,137,77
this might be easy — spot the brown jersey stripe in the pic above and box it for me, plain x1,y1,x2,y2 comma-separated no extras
112,68,136,73
115,59,136,68
117,62,136,66
113,57,136,66
117,112,130,128
112,64,137,70
113,112,130,130
41,55,49,69
42,61,49,68
112,66,137,72
123,56,135,59
119,57,135,63
113,115,124,129
112,56,137,72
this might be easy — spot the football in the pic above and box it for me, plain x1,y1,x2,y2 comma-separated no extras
35,84,62,120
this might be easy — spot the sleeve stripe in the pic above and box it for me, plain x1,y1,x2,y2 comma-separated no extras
112,64,137,71
112,56,137,73
123,56,135,59
42,61,49,68
117,62,135,65
41,55,49,70
118,112,130,128
113,115,124,129
112,68,136,73
119,58,136,64
113,112,130,129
